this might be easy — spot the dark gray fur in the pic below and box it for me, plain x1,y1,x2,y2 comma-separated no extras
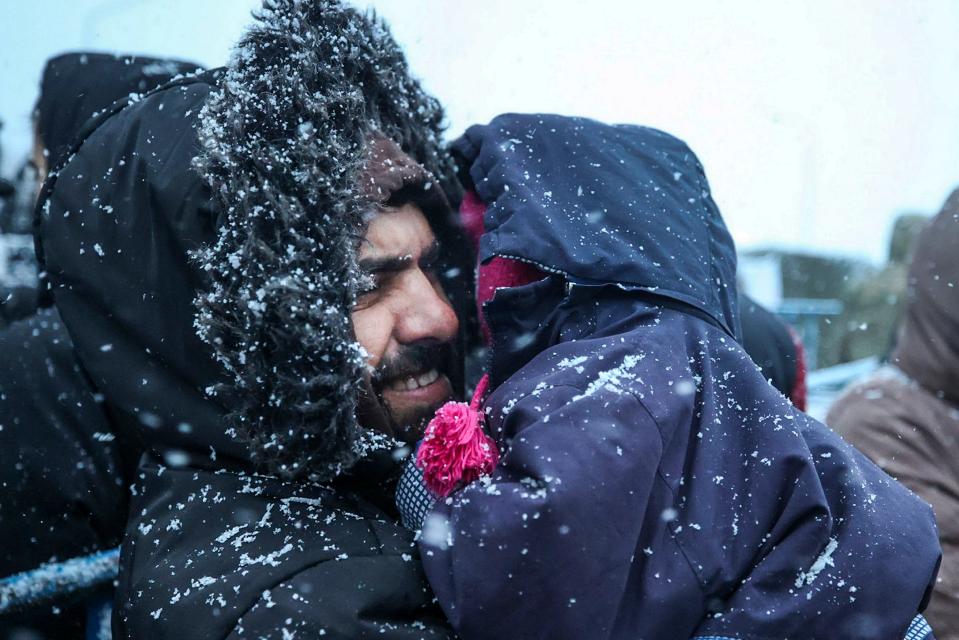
192,0,459,481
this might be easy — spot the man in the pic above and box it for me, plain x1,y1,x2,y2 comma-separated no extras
828,191,959,639
32,1,470,637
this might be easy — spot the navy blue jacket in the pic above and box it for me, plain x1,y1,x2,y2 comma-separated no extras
420,115,940,639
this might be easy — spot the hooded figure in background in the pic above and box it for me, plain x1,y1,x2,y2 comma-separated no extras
33,1,472,637
829,190,959,639
33,52,201,180
0,52,201,637
403,114,940,640
0,117,26,235
739,293,807,410
0,52,201,327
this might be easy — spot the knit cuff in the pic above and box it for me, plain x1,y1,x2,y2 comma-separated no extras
395,454,437,531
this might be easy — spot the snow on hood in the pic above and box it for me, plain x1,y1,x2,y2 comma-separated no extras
454,113,740,340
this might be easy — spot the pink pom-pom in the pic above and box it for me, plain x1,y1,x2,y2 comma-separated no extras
416,375,498,497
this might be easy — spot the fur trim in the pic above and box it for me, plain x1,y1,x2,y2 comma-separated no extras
192,0,457,481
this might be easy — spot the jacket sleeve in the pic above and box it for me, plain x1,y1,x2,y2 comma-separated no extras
419,383,666,640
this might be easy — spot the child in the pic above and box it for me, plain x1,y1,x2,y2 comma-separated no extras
398,114,939,640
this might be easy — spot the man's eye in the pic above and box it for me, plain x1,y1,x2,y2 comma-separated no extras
357,273,380,296
360,270,401,295
354,279,379,310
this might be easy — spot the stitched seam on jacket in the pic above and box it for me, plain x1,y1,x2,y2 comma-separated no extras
624,390,710,601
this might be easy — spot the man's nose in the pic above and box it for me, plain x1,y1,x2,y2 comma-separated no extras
395,271,459,345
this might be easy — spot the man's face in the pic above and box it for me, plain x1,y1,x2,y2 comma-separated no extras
352,203,459,443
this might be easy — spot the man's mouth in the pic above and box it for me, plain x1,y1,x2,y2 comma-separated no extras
380,367,453,411
368,343,458,441
385,368,441,392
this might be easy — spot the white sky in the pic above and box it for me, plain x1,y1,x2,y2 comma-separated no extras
1,0,957,263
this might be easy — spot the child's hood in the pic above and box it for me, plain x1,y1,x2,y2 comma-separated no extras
452,113,740,341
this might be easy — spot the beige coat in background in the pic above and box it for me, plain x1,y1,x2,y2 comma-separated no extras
829,190,959,639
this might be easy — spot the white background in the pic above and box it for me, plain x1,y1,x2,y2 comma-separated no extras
2,0,957,262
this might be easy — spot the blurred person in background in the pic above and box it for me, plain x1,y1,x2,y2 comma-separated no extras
828,189,959,639
836,212,928,363
0,52,201,330
0,114,38,327
0,159,37,236
0,52,200,639
0,119,12,211
0,178,12,214
739,292,807,410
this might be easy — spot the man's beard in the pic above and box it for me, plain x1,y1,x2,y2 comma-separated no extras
358,341,456,443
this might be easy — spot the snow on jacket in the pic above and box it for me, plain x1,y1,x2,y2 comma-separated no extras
34,1,470,637
828,191,959,639
118,459,451,639
0,308,128,579
419,114,941,640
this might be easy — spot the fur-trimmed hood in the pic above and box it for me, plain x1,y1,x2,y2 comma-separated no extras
192,0,466,480
36,0,467,482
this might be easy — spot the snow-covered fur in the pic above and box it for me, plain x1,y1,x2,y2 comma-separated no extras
192,0,459,481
